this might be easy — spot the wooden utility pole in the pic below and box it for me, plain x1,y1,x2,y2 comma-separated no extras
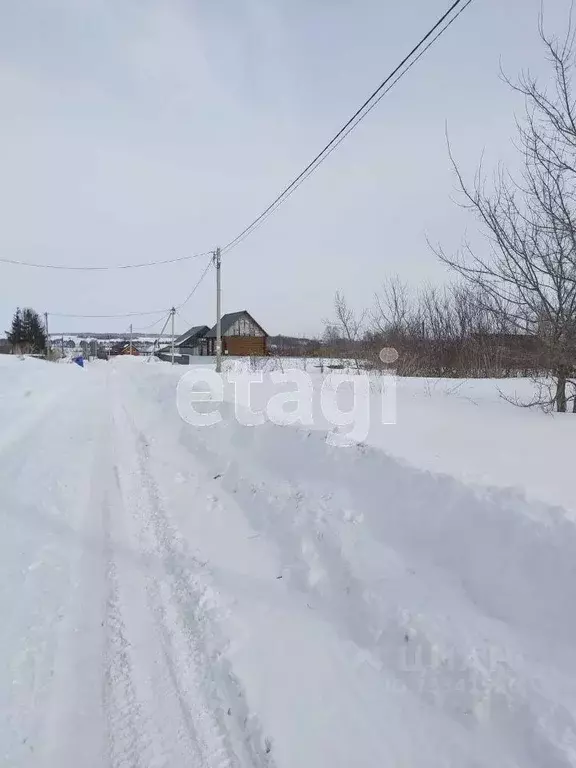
170,307,176,365
129,323,133,356
44,312,50,359
215,247,222,373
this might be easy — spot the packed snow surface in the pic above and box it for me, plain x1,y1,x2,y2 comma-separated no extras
1,355,575,767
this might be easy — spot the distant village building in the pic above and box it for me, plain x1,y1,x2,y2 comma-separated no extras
110,341,141,356
119,344,140,356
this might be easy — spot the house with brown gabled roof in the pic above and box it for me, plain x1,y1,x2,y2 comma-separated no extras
204,310,268,356
165,310,268,359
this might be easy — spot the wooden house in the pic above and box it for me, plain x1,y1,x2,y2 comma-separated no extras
204,311,268,356
168,311,268,359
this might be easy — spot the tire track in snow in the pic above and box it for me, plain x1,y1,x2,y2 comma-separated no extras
108,386,275,768
105,405,210,768
102,488,145,768
121,405,275,768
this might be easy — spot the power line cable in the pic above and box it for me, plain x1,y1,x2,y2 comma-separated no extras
177,258,214,310
132,312,172,333
3,0,474,325
0,251,212,271
147,311,174,360
223,0,475,254
221,0,474,255
159,314,172,339
176,308,195,329
50,257,213,321
49,308,170,319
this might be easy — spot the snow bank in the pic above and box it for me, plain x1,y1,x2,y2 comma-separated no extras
145,357,576,513
111,360,576,767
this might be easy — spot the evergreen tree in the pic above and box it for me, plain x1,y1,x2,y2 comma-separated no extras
33,311,47,353
6,307,48,354
16,308,47,354
6,307,23,351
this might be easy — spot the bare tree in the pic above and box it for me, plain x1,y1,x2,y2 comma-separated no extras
434,14,576,411
368,277,518,378
371,276,411,336
326,291,366,372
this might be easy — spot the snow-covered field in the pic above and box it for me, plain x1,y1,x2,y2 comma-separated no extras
1,355,575,767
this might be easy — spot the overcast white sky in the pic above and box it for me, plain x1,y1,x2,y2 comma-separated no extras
0,0,571,337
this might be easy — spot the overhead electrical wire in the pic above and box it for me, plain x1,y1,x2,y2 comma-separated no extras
176,308,195,329
143,311,174,361
0,251,212,271
176,258,214,311
221,0,475,255
132,312,172,333
48,256,214,321
4,0,475,324
49,308,170,319
153,312,173,348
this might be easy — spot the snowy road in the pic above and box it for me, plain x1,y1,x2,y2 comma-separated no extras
1,362,275,768
1,358,576,767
